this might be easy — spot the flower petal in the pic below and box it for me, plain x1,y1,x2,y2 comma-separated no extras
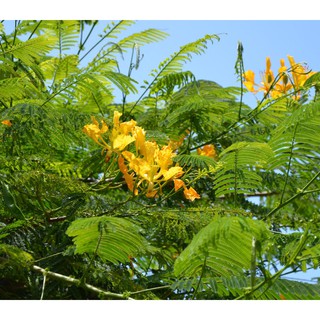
183,187,200,201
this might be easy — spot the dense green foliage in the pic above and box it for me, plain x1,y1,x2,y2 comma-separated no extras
1,20,320,300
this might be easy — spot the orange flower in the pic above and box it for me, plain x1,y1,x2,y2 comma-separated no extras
118,156,137,195
174,179,185,191
183,187,201,201
174,178,201,201
1,120,12,127
197,144,218,159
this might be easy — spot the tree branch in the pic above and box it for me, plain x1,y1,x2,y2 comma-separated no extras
32,265,135,300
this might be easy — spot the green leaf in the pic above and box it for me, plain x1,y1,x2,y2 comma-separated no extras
214,142,274,197
173,154,217,169
66,216,150,264
174,216,272,278
3,34,57,66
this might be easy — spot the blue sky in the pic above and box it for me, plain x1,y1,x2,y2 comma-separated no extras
88,20,320,107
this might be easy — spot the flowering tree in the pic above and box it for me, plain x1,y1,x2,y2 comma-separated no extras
1,20,320,300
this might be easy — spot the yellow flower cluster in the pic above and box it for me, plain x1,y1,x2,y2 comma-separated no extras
83,111,201,201
243,55,315,100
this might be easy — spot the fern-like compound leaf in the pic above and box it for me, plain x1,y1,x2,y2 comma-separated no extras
66,216,150,264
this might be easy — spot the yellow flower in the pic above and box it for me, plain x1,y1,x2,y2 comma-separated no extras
83,112,200,200
156,146,174,171
83,111,140,160
243,58,275,95
113,111,122,128
243,55,316,100
288,55,315,88
110,112,137,153
273,58,292,98
243,70,257,93
82,116,109,148
122,143,184,197
133,126,146,155
260,57,275,94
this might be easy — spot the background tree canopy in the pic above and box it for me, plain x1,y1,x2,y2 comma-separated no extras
1,20,320,300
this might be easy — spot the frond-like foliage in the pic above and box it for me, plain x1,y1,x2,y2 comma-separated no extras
66,216,150,264
2,34,57,66
151,35,219,78
149,71,196,96
268,122,320,171
174,216,272,278
0,77,36,101
39,54,80,83
116,28,169,49
163,80,248,141
170,276,320,300
174,154,217,170
214,142,274,197
42,20,80,53
139,35,220,107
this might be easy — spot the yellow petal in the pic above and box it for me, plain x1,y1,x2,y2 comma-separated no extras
278,58,287,74
119,119,137,135
243,70,256,92
112,134,135,151
162,166,184,181
113,111,122,128
143,141,158,163
156,146,174,170
266,57,271,73
133,126,146,154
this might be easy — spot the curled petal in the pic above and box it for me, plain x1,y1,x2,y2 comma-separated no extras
183,187,201,201
174,179,185,191
2,120,12,127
